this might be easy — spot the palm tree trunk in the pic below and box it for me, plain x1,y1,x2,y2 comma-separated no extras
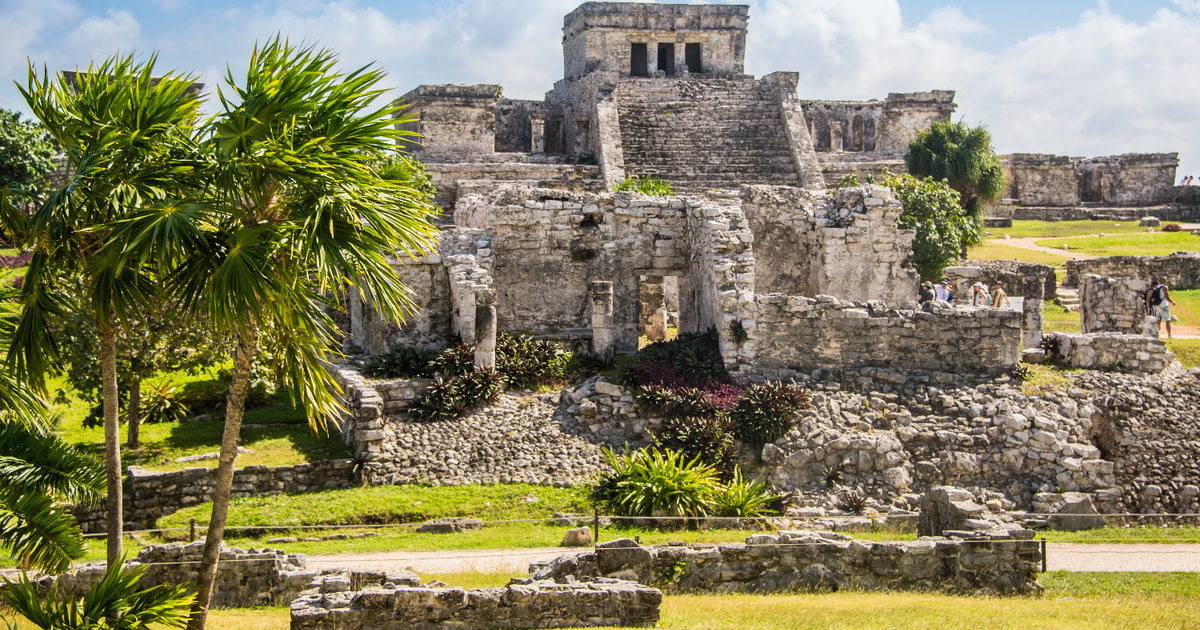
187,326,259,630
98,315,123,568
127,374,141,449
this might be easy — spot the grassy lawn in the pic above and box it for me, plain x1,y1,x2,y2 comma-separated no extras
1170,339,1200,368
1042,299,1081,333
97,573,1200,630
986,220,1158,239
1036,231,1200,257
49,370,351,472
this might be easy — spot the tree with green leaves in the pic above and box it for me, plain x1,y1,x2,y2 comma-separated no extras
111,39,438,629
877,170,978,281
6,54,203,567
0,107,56,198
904,120,1005,222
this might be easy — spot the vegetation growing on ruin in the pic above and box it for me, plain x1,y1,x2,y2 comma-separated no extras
613,174,674,195
905,120,1006,222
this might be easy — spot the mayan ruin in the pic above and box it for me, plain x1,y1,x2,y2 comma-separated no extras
3,1,1200,629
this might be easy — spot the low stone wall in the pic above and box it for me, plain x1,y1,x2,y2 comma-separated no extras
291,575,662,630
28,542,321,609
749,297,1024,379
1078,274,1152,335
75,460,356,533
532,533,1041,596
1065,252,1200,289
956,260,1056,300
1050,332,1175,375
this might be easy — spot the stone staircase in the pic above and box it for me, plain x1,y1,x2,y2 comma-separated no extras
615,77,801,191
1057,285,1081,311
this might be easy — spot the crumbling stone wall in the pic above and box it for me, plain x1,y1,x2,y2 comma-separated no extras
1078,275,1151,335
291,574,661,630
1003,153,1178,207
74,460,356,533
1051,332,1175,375
532,533,1041,596
741,185,919,304
748,298,1023,380
29,542,320,609
956,260,1057,301
1065,252,1200,289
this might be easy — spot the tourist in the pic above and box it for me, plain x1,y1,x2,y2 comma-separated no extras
919,281,935,307
934,279,953,302
970,282,990,306
1146,277,1178,339
990,282,1010,308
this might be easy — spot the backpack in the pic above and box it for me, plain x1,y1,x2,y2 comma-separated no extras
1149,285,1166,306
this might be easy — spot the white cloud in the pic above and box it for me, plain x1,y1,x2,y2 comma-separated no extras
0,0,82,75
61,9,143,63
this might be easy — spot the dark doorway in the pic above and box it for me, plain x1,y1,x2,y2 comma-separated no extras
631,43,649,76
657,43,676,76
685,43,702,74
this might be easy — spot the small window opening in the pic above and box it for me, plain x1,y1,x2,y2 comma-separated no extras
685,43,701,74
631,43,649,76
657,43,676,76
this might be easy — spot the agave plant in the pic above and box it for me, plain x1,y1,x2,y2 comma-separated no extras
711,467,778,518
593,447,722,519
1,559,196,629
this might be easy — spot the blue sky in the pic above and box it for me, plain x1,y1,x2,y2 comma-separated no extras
2,0,1198,177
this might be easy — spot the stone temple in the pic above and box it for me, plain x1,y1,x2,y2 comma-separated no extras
346,1,1180,382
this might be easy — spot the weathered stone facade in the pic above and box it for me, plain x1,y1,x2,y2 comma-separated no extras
532,532,1041,596
291,575,661,630
1003,153,1179,208
1077,275,1153,336
1049,332,1176,375
1065,252,1200,289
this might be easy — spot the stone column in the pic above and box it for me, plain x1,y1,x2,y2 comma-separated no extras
473,289,497,370
1022,294,1044,349
829,121,845,153
590,281,615,357
640,276,667,343
530,113,546,154
676,275,698,334
574,118,590,155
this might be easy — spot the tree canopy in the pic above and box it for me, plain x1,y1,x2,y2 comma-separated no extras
904,120,1005,220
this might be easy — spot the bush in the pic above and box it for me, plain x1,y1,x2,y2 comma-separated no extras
592,447,722,518
361,346,438,379
622,328,725,386
409,369,506,422
712,468,778,518
496,332,571,390
613,175,673,196
429,342,474,377
652,415,737,473
836,488,870,514
729,380,810,447
1163,223,1183,232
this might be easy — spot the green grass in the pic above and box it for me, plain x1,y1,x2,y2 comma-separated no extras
1042,299,1081,333
987,220,1155,239
1036,231,1200,257
1041,526,1200,544
50,370,351,472
11,580,1200,630
1169,339,1200,368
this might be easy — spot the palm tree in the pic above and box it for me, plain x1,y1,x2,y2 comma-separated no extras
8,54,202,566
113,39,439,629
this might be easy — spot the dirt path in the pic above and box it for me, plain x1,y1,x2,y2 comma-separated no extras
989,236,1101,260
304,543,1200,576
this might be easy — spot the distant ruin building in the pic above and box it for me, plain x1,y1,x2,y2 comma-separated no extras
397,2,955,212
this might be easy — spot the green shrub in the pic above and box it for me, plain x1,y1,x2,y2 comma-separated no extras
652,415,737,473
137,381,191,424
729,380,809,447
361,346,438,379
614,175,673,196
712,468,778,517
496,332,571,390
592,447,722,518
627,328,725,384
409,369,506,422
836,488,870,514
429,342,474,377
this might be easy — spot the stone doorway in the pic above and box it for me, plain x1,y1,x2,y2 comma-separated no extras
631,43,649,76
657,43,676,76
638,274,682,347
